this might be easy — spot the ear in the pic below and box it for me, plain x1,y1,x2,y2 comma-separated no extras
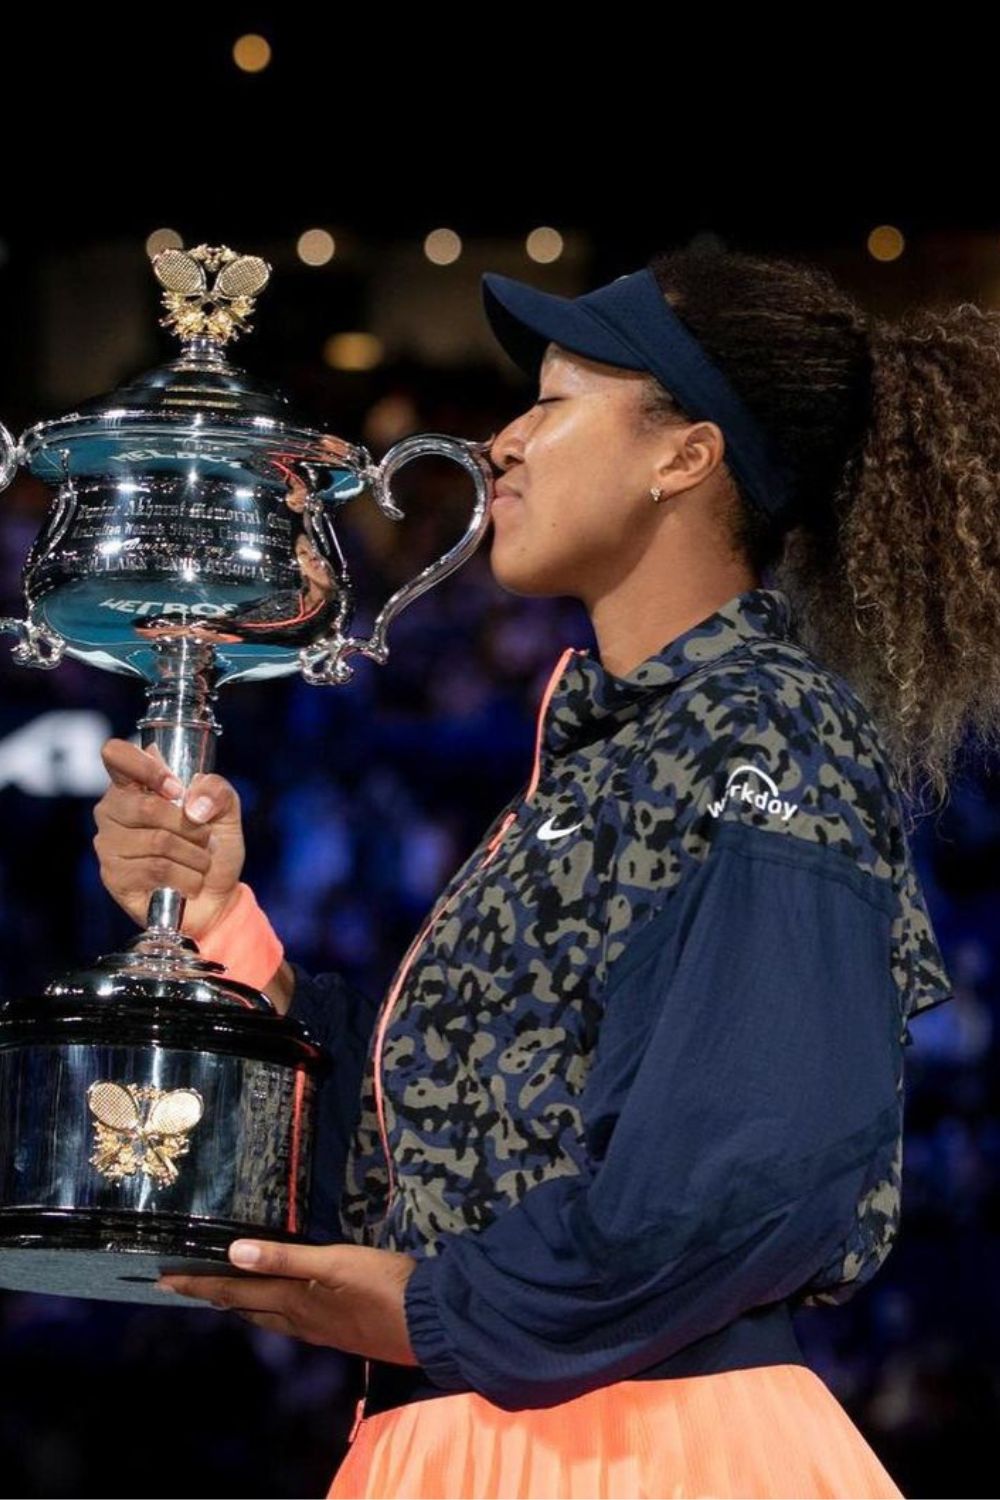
654,420,726,497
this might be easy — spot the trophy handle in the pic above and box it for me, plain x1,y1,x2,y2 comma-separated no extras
0,431,68,668
0,421,16,492
298,433,496,686
0,616,65,668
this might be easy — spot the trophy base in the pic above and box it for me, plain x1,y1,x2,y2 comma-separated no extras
0,1208,294,1307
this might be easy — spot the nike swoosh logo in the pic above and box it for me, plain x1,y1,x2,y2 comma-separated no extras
537,814,584,841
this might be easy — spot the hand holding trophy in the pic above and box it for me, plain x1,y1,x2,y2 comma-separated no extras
0,242,495,1304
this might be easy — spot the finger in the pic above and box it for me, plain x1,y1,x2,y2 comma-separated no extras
102,851,207,901
228,1238,343,1281
109,826,213,874
145,743,173,775
157,1274,295,1315
156,1276,211,1300
101,738,184,799
181,773,241,826
234,1310,298,1335
100,791,212,846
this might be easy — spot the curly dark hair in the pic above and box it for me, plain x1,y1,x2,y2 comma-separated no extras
640,244,1000,821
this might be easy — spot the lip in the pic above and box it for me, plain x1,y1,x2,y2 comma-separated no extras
492,484,522,505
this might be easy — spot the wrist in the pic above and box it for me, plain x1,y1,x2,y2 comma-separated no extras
197,883,284,992
195,884,243,936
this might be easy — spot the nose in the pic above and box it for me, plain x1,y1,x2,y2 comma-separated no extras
489,409,531,479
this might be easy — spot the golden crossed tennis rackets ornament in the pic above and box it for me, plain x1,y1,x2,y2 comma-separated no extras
152,243,272,344
87,1082,205,1186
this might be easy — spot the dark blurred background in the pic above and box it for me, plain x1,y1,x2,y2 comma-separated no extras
0,18,997,1499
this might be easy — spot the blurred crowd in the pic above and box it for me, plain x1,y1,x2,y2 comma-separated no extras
0,366,995,1498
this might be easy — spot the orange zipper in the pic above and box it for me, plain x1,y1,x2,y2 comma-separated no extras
354,645,581,1423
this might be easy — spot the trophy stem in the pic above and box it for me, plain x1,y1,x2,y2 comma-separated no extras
136,637,222,944
42,633,274,1002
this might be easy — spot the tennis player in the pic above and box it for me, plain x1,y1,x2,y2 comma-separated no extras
95,245,977,1497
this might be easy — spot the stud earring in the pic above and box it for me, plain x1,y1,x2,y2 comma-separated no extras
650,486,664,503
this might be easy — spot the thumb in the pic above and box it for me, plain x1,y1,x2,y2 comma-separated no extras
226,1239,364,1279
182,772,241,827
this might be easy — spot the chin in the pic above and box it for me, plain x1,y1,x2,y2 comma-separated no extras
487,523,590,598
488,552,574,598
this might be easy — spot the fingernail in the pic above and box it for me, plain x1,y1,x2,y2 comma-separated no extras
156,1281,179,1293
186,796,213,822
163,776,184,799
230,1241,261,1266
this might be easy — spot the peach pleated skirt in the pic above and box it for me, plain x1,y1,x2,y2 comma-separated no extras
326,1362,903,1499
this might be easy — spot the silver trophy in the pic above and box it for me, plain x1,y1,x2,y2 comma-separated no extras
0,243,494,1303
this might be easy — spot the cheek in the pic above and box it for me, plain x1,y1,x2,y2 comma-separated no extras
500,413,646,572
532,425,623,511
560,471,638,550
527,492,635,576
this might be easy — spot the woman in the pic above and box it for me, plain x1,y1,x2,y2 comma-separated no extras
93,245,983,1498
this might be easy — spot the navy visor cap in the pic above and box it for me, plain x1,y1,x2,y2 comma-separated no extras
480,266,797,524
480,270,657,383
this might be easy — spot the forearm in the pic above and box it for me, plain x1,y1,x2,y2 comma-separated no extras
196,882,286,1000
402,836,904,1410
194,887,294,1014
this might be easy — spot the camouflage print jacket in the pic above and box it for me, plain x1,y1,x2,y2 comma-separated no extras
276,585,954,1413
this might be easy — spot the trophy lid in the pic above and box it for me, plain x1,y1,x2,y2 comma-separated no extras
73,246,293,423
18,243,361,479
72,340,295,424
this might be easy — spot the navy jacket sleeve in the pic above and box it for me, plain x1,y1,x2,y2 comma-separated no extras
286,961,381,1245
402,820,902,1410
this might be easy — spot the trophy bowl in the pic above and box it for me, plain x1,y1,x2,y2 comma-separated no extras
0,243,495,1304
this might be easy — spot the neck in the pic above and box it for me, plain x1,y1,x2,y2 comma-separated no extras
588,562,762,679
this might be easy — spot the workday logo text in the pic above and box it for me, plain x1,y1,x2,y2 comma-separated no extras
708,764,799,824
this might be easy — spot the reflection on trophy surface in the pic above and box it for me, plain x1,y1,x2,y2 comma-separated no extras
0,242,495,1304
